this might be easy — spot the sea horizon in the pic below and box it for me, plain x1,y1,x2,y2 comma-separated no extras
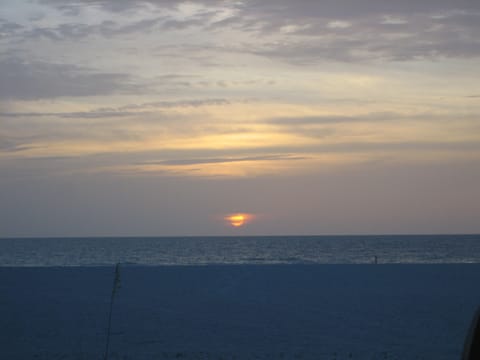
2,234,479,267
2,232,480,239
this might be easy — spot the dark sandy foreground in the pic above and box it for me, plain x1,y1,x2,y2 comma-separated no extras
1,264,480,359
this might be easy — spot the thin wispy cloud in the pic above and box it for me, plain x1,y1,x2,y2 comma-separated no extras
142,154,307,166
0,98,231,118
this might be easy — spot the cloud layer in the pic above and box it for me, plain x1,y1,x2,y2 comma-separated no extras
1,0,479,235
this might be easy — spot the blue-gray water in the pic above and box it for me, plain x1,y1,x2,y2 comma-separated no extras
0,234,479,266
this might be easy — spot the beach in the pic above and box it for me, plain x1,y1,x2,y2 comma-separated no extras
1,264,480,359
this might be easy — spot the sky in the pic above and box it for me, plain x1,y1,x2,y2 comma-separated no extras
1,0,480,237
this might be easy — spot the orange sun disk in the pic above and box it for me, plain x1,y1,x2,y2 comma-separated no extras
225,213,252,227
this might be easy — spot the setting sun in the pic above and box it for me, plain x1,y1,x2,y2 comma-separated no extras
225,213,253,227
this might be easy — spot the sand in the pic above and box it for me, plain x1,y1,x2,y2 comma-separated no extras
1,264,480,359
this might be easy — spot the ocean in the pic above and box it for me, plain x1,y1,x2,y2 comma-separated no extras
1,234,479,266
2,235,480,359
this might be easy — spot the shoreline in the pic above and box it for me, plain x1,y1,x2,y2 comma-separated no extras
1,262,480,268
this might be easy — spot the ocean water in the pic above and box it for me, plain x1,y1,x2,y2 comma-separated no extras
0,234,479,266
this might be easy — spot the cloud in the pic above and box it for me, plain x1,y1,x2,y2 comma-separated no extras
141,154,306,166
249,15,480,63
265,112,480,141
74,139,480,178
266,112,434,127
0,19,24,38
15,11,220,43
21,5,227,42
305,140,480,153
268,112,480,124
21,1,480,64
41,0,480,16
0,58,142,100
0,110,137,119
40,0,225,12
218,2,480,63
113,98,230,111
38,0,154,13
22,18,164,41
0,98,231,119
0,135,36,152
238,0,480,23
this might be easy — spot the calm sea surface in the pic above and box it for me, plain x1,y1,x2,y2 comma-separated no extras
0,235,479,266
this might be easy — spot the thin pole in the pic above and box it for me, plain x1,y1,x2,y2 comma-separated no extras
104,263,121,360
